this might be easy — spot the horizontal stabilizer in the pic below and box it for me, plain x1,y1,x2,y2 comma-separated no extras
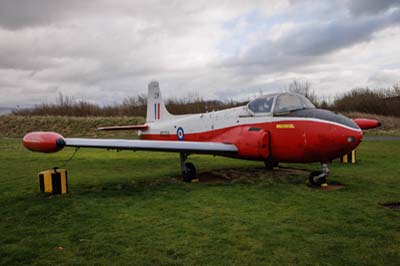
97,124,148,131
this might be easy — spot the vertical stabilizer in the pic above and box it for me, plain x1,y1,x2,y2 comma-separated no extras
146,81,173,123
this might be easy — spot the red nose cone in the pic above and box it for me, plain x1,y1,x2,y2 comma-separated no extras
22,132,65,153
353,118,381,130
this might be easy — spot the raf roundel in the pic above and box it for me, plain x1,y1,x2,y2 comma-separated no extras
176,127,184,141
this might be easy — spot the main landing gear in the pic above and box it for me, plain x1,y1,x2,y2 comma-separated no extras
180,152,196,182
264,161,279,170
309,163,329,186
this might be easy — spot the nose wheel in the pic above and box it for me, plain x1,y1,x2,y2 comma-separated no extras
309,163,329,186
180,152,197,182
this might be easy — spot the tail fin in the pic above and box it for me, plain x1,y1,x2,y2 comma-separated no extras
146,81,174,123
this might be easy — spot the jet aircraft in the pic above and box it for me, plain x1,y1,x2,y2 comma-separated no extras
23,81,380,185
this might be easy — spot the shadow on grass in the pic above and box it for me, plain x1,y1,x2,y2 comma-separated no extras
68,166,311,198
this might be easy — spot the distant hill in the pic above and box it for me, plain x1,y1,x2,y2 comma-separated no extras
0,107,13,116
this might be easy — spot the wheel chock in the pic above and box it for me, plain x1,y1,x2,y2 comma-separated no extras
320,183,328,188
38,168,68,195
191,179,199,183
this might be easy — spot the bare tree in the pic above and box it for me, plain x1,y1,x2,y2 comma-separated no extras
287,79,318,105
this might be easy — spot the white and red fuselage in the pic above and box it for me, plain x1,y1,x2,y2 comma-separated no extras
140,105,363,163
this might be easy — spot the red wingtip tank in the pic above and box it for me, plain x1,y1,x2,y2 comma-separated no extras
22,132,65,153
353,118,382,130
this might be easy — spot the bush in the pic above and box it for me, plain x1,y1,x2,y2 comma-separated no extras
332,85,400,116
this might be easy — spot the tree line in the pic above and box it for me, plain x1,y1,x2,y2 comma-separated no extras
287,80,400,116
12,81,400,117
12,92,244,117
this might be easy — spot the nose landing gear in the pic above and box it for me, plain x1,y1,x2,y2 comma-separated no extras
309,163,329,186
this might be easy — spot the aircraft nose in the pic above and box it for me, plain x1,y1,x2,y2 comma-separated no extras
345,130,363,148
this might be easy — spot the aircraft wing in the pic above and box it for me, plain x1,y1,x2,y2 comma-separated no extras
64,138,238,154
22,132,238,154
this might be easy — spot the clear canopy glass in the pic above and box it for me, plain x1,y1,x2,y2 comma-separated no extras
273,94,315,114
247,93,315,115
247,96,275,113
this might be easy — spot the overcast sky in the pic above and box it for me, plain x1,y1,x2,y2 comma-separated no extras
0,0,399,107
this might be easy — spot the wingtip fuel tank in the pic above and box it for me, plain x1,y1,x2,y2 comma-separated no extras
23,132,65,153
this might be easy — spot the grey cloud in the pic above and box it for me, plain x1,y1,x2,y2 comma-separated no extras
214,81,284,100
225,7,400,72
0,0,92,30
368,69,400,84
346,0,400,16
288,9,400,56
0,0,240,31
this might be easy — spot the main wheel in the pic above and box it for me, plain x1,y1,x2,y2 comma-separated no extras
264,161,278,170
182,162,196,182
309,171,326,186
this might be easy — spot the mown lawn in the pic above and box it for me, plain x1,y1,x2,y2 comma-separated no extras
0,139,399,266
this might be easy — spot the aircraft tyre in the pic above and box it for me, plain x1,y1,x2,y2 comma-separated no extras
182,162,196,182
309,171,327,186
264,161,278,170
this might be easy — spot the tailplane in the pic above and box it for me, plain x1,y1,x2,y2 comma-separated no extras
146,81,174,123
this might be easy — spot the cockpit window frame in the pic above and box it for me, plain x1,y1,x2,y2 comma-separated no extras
273,93,315,116
246,95,277,117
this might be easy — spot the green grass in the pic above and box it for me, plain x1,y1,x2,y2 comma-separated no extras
1,139,399,266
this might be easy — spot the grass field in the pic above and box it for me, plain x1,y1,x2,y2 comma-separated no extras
1,139,399,266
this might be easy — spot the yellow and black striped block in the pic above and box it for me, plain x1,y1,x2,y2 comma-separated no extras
38,169,68,194
340,150,357,164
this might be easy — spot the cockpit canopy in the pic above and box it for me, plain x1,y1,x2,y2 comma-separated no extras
247,93,315,116
247,96,275,114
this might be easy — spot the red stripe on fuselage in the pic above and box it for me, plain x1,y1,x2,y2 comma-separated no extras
141,120,362,163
